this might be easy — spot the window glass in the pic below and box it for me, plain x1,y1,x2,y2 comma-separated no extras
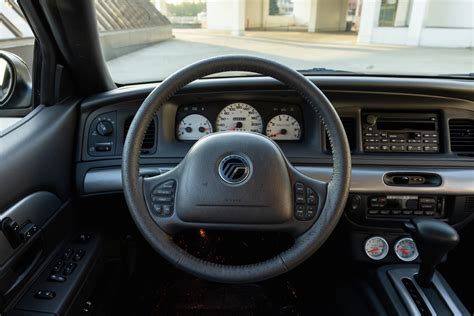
96,0,474,84
379,0,411,27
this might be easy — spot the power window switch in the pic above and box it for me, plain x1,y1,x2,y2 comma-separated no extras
51,261,65,274
63,263,77,276
48,274,66,283
34,290,56,299
72,249,86,261
19,222,39,242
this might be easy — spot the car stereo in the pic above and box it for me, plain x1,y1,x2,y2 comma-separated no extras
362,112,439,153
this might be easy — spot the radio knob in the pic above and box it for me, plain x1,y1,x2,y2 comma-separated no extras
366,115,378,125
96,120,113,136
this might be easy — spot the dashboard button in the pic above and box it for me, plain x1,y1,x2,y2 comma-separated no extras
35,290,56,300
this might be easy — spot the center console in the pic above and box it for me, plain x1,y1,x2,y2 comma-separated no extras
376,218,469,316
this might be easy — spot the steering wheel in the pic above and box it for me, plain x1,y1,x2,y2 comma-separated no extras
122,55,351,284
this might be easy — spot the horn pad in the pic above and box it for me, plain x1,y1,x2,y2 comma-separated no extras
175,132,293,224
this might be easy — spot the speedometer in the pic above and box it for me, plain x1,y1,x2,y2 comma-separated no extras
215,103,263,133
266,114,301,140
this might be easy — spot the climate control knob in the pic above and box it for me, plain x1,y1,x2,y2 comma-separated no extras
96,120,113,136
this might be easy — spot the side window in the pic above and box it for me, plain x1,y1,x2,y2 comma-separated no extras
0,0,34,130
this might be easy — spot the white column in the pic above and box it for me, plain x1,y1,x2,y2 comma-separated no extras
406,0,430,45
307,0,318,32
207,0,245,35
357,0,381,43
231,0,246,36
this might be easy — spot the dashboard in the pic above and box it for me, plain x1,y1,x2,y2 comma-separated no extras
76,76,474,264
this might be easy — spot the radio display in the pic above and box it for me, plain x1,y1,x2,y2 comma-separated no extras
377,121,436,131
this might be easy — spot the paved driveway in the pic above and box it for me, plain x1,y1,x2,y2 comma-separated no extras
107,29,474,83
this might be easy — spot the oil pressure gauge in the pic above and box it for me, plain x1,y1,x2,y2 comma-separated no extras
365,236,389,260
394,237,418,262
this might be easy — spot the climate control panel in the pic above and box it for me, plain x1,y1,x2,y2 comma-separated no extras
347,194,446,221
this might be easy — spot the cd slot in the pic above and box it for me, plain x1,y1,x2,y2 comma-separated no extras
377,121,436,131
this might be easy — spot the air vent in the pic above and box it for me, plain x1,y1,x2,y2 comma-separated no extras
124,117,156,152
465,196,474,213
325,117,356,153
449,119,474,156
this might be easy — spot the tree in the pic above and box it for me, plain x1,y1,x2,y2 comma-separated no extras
166,2,206,17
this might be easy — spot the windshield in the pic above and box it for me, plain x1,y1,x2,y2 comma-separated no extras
96,0,474,84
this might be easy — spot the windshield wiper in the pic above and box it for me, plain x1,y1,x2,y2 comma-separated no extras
440,73,474,78
297,67,358,75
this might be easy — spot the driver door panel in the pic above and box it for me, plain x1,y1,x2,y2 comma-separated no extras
0,101,78,311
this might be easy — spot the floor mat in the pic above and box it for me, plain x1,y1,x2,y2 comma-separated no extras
152,278,298,316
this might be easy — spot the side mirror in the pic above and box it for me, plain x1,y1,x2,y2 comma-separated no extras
0,51,32,109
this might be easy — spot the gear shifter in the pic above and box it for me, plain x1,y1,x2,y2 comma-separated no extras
403,218,459,288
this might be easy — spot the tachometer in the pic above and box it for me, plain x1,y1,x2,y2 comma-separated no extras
215,103,263,133
394,237,418,262
177,114,212,140
365,236,389,260
266,114,301,140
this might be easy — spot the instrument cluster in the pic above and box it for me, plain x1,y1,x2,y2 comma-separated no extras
176,102,303,141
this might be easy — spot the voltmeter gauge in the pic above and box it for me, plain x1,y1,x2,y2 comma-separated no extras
394,237,418,262
365,236,389,260
266,114,301,140
177,114,212,140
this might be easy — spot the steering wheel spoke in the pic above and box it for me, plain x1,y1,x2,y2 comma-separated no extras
141,166,183,229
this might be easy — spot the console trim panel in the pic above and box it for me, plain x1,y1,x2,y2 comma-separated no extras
82,166,474,195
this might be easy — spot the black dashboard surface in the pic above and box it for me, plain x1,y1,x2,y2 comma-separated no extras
77,75,474,165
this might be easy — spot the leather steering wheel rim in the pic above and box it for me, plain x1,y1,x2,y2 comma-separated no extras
122,55,351,284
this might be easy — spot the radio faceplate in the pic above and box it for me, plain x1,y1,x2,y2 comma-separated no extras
362,112,440,153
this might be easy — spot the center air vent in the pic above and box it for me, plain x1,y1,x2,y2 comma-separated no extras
464,196,474,212
449,119,474,156
124,116,157,153
325,117,356,153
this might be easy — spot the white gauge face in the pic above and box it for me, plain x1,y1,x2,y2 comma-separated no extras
215,103,263,133
266,114,301,140
365,236,389,260
394,238,418,262
177,114,213,140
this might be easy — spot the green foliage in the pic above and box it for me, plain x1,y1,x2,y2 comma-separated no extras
167,2,206,17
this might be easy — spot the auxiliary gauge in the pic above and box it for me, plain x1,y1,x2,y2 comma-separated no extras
364,236,389,260
394,237,418,262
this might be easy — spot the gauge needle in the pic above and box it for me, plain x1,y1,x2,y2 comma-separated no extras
369,247,379,253
398,247,410,255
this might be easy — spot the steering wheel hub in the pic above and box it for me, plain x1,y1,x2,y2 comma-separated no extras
218,153,252,184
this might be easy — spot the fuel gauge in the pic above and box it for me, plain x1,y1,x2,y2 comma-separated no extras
177,114,212,140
